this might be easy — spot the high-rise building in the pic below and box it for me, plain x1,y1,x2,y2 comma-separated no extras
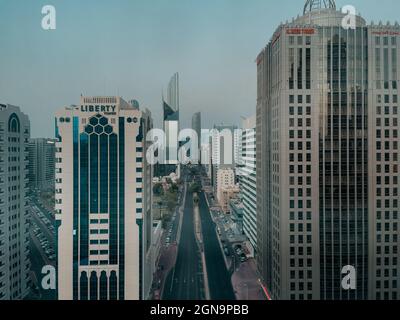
28,138,56,192
55,96,154,300
167,72,180,112
0,103,31,300
192,112,201,159
256,0,400,300
156,73,180,177
239,115,257,252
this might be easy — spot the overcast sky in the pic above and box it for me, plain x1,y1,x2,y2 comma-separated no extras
0,0,399,137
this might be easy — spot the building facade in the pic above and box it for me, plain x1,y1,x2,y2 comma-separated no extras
28,138,56,192
192,112,201,160
219,186,240,214
210,124,238,193
239,115,257,251
157,73,180,178
0,104,30,300
256,0,400,300
217,167,237,212
55,96,153,300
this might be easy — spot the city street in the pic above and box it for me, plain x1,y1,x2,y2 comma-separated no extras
161,168,235,300
163,187,205,300
198,191,235,300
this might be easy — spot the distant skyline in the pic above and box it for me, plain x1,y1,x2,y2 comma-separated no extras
1,0,399,137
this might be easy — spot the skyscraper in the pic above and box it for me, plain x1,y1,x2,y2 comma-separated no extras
256,0,400,300
156,73,180,177
0,103,30,300
192,112,201,160
28,138,56,192
239,115,257,252
167,72,180,112
55,96,154,300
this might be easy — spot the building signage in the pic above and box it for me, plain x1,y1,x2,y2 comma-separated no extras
80,105,116,113
371,30,400,36
286,28,315,35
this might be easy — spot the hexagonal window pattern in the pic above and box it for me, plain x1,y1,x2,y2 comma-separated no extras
95,125,103,134
89,117,99,126
85,115,114,135
85,125,94,134
104,126,113,134
99,117,108,126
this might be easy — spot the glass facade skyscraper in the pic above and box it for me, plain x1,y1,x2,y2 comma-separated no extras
156,73,180,178
55,97,154,300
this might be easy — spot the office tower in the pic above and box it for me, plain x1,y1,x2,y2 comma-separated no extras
167,73,180,112
256,0,400,300
239,115,257,252
28,138,56,192
0,104,30,300
156,73,180,178
192,112,201,160
55,97,153,300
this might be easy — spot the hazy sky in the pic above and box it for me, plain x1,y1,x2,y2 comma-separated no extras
0,0,399,137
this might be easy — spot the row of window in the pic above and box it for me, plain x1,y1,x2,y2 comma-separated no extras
375,36,397,46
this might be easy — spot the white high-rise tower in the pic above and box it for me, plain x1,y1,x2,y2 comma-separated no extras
55,97,154,300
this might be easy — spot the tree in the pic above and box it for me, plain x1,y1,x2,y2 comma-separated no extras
170,183,179,193
153,183,164,196
189,182,201,193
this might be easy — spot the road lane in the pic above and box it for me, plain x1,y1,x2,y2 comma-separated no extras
198,191,236,300
163,186,204,300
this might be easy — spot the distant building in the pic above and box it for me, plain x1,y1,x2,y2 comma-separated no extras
210,124,238,193
55,96,154,300
219,186,240,214
157,73,180,178
238,115,257,251
167,72,180,112
191,112,201,161
0,103,31,300
217,168,238,213
28,138,56,192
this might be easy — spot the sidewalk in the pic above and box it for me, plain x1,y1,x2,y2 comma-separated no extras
152,243,177,299
231,258,266,300
151,180,187,299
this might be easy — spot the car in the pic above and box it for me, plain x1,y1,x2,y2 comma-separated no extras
224,248,230,256
240,256,247,262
